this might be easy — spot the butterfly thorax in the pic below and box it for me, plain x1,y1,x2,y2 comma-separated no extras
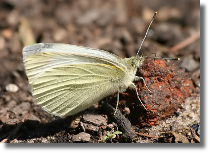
116,55,145,92
123,55,145,76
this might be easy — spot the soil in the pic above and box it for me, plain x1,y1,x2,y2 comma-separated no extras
0,0,200,143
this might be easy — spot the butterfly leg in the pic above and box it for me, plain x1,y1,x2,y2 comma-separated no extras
114,90,120,115
134,76,152,93
130,83,148,111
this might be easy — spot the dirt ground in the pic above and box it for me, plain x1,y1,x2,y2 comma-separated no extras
0,0,200,143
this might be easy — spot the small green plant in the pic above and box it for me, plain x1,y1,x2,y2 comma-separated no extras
100,131,122,143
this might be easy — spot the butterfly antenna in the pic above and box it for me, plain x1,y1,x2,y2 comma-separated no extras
147,53,180,61
136,12,157,56
154,57,181,61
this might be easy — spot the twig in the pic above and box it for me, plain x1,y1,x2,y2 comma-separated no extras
133,131,159,139
10,133,22,143
169,31,200,53
101,102,136,141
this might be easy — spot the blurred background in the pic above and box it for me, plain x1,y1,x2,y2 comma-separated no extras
0,0,200,143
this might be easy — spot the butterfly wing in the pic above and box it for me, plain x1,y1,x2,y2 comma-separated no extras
23,43,129,117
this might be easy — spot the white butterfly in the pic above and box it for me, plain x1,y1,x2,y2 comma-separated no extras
23,43,146,117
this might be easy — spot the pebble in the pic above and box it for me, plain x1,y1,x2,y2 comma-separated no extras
6,84,19,93
82,123,99,134
180,56,200,72
82,114,107,126
12,102,31,116
71,132,90,142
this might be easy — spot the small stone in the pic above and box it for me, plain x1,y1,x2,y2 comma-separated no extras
180,56,200,72
82,114,107,126
124,107,130,115
71,132,90,142
83,123,99,134
12,102,31,116
70,117,81,129
6,84,19,93
7,100,17,108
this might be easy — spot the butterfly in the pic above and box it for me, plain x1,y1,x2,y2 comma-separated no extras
22,43,147,117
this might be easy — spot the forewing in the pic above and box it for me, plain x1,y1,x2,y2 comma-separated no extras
23,43,127,84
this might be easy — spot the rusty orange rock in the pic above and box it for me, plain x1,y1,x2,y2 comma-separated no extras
114,58,194,127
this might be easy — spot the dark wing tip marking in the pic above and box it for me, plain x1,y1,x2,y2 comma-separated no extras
23,43,54,52
23,43,55,60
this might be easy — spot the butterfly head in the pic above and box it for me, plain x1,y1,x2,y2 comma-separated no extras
128,55,145,69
